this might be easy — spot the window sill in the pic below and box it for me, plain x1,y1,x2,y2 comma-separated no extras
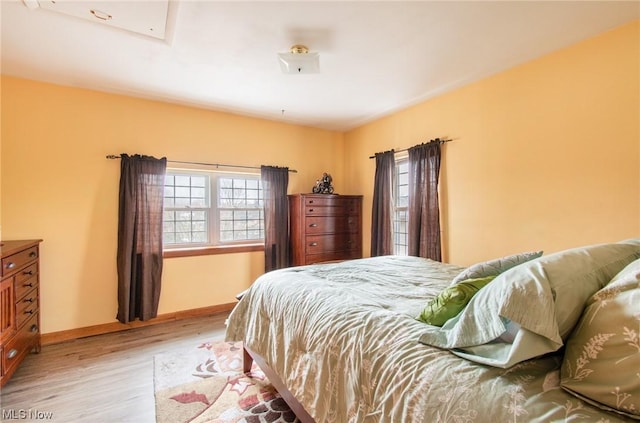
163,244,264,258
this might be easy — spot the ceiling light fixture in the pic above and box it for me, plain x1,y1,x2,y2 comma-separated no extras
278,44,319,74
90,9,113,21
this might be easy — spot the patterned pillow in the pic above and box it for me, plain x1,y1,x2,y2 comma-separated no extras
560,258,640,419
450,251,543,285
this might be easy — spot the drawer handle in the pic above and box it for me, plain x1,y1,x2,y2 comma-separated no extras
29,252,37,258
23,270,34,276
309,223,318,227
25,310,34,315
308,200,314,204
30,324,39,333
24,298,35,303
23,282,34,288
7,349,18,359
309,242,318,247
6,262,16,270
309,209,314,212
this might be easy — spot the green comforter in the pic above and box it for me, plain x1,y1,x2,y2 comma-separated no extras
226,255,632,422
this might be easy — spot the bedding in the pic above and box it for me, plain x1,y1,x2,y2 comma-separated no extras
561,258,640,419
449,250,542,284
226,254,637,422
420,241,640,368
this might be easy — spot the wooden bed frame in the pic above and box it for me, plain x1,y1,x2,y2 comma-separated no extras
243,345,316,423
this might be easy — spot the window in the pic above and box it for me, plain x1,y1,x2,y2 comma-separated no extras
163,170,264,249
393,158,409,255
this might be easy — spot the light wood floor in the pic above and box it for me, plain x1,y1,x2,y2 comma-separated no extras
0,312,230,422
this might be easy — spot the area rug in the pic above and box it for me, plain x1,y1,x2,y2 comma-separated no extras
154,340,300,423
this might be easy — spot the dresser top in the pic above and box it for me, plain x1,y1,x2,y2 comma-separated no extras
289,193,363,198
0,239,43,258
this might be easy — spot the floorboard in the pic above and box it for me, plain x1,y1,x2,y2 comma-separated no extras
0,312,229,422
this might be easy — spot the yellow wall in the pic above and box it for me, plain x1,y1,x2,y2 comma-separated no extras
2,21,639,334
1,78,344,333
344,20,640,265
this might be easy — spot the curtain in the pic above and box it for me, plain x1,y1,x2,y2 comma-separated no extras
407,141,442,261
370,150,396,256
261,165,290,272
116,154,167,323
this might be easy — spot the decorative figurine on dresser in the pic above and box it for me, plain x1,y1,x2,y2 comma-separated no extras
312,172,334,194
1,239,42,386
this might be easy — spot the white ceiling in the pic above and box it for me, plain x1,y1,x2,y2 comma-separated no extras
2,1,639,131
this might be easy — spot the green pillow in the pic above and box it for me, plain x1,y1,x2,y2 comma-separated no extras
417,276,495,326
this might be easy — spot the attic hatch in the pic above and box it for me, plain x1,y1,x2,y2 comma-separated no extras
30,0,169,40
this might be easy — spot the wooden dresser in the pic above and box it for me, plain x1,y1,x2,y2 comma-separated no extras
289,194,362,266
1,239,42,386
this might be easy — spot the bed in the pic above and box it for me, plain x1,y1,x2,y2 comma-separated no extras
226,240,640,422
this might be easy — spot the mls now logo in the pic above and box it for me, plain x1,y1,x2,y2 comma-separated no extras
2,409,54,420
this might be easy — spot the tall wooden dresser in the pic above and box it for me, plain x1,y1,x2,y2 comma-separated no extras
1,239,42,386
289,194,362,266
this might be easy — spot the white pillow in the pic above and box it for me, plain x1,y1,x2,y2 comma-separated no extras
450,251,543,285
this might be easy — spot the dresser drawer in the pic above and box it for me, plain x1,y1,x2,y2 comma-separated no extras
305,233,360,255
304,196,337,207
305,206,348,216
2,314,38,379
16,287,38,329
304,249,362,265
2,246,38,277
15,271,38,301
305,205,361,217
15,263,37,286
305,216,359,234
305,202,360,215
304,196,360,207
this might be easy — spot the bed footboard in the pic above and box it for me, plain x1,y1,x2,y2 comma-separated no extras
243,345,316,423
242,345,253,373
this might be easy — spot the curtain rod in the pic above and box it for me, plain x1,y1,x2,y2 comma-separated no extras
105,155,297,173
368,138,453,159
